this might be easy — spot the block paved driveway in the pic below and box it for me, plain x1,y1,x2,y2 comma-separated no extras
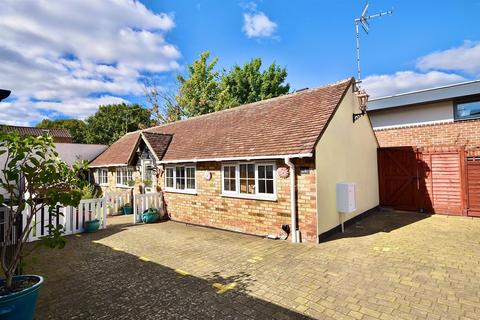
30,210,480,320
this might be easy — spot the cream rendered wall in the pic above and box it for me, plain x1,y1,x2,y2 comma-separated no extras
369,100,453,129
315,84,379,236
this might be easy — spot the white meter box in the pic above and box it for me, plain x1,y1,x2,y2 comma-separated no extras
336,182,356,213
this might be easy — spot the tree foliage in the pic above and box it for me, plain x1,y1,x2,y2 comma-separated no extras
175,51,290,117
0,132,86,290
176,51,221,117
36,118,87,143
216,58,289,110
84,103,151,145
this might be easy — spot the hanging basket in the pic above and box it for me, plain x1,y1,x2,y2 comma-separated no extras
277,167,289,178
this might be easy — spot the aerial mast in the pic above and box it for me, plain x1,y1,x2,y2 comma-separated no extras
355,1,393,84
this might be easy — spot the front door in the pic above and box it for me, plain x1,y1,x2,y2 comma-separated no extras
142,159,154,193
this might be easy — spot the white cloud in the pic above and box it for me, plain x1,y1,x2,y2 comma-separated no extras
416,41,480,75
0,0,180,126
363,71,465,98
242,12,277,38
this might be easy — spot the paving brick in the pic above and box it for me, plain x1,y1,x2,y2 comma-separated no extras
28,210,480,319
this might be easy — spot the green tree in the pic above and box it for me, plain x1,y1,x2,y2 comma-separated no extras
216,58,290,110
36,118,87,143
0,132,85,290
176,51,220,117
175,52,290,116
84,103,151,145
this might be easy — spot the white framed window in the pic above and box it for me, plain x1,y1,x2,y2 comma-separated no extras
116,167,133,187
164,165,196,194
221,162,276,201
96,168,108,186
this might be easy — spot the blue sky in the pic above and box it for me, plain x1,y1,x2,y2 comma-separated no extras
0,0,479,126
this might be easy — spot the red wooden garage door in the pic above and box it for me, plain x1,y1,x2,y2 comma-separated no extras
378,147,466,215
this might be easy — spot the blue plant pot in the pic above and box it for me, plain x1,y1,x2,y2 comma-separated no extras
85,220,100,233
0,275,43,320
142,209,159,223
122,207,133,215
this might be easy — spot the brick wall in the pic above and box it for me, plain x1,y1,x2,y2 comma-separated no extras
159,158,318,243
375,119,480,150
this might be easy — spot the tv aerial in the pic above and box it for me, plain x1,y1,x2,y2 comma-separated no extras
355,1,393,84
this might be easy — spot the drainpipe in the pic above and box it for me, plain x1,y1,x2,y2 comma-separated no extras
285,157,298,243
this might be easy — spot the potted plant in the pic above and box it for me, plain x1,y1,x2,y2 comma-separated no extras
143,179,152,187
85,219,100,233
0,132,85,320
127,179,136,188
141,208,159,223
122,203,133,215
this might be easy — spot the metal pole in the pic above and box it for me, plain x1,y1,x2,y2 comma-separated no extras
355,20,361,83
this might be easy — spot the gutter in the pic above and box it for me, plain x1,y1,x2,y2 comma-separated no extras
284,157,299,243
158,153,313,164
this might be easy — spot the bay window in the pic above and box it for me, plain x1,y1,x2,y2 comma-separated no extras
222,163,276,200
165,165,196,193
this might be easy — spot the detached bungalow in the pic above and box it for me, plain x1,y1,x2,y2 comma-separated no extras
90,78,379,243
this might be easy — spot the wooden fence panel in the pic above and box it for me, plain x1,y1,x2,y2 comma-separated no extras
421,150,464,215
466,158,480,217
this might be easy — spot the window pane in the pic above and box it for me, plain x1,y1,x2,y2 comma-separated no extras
166,168,174,188
229,166,236,178
259,180,266,193
240,164,247,178
258,165,265,179
247,179,255,194
223,166,229,179
186,167,195,179
231,178,236,191
240,178,247,193
456,101,480,119
187,178,195,189
176,167,185,189
247,164,255,178
265,166,273,179
266,180,274,194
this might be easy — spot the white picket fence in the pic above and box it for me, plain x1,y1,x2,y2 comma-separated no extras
24,198,106,242
133,192,163,223
105,190,131,215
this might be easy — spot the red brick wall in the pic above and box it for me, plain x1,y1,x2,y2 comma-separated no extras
375,119,480,150
159,158,318,243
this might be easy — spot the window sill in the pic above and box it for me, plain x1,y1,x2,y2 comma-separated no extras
220,193,277,202
454,116,480,122
115,185,134,189
164,189,197,195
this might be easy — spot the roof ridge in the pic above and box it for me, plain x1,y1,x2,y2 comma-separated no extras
144,77,354,132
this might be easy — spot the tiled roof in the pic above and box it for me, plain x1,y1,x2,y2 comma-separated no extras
90,78,353,166
0,125,72,139
90,132,140,167
142,132,172,160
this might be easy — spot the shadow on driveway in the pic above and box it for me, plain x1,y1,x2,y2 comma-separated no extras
28,223,313,320
323,209,431,242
